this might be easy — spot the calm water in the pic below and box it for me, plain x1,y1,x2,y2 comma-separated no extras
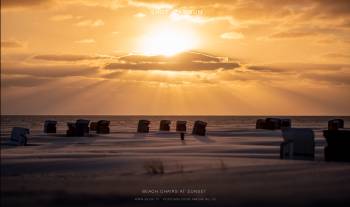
1,115,349,135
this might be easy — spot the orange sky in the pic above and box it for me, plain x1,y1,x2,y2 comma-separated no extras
1,0,350,115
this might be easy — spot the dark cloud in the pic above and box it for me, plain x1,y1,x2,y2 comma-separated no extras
247,66,288,73
1,75,52,88
106,51,240,71
33,54,112,61
247,63,349,73
1,0,52,8
2,64,99,78
1,41,23,48
246,63,350,85
314,0,350,17
105,62,239,71
301,72,350,85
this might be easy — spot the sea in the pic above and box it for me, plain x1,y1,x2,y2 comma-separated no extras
1,115,349,135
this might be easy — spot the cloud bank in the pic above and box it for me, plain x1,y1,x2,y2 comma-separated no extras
105,51,240,71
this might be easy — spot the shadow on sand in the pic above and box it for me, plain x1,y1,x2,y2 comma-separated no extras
192,135,215,143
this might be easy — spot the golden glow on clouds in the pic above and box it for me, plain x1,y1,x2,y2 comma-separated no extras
220,32,244,40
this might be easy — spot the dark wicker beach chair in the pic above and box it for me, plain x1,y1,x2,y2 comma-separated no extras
66,119,90,136
192,120,207,136
44,120,57,133
137,120,150,133
159,120,171,131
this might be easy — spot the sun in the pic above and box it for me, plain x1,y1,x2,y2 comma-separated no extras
138,25,198,56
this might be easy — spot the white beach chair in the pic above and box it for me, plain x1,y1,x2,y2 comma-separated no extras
10,127,30,146
280,128,315,160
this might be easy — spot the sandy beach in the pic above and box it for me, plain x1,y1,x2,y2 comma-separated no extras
2,128,350,207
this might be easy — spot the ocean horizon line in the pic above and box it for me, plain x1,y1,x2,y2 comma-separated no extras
1,114,350,117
